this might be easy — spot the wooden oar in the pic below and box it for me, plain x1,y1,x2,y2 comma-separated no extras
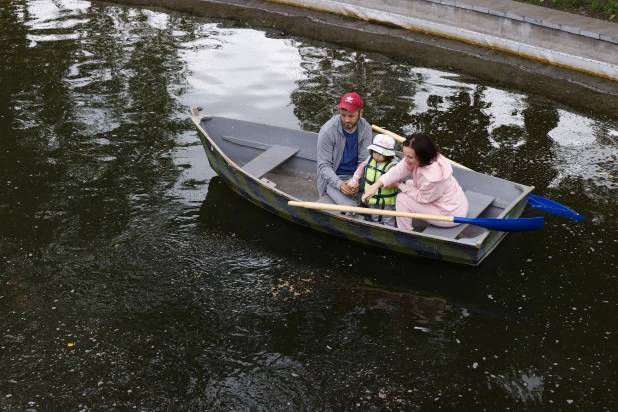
371,125,472,171
288,201,544,232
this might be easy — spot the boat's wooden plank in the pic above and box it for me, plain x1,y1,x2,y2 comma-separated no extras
422,191,495,239
222,135,317,161
243,144,299,178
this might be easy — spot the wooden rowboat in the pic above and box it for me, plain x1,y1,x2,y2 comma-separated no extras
189,107,535,265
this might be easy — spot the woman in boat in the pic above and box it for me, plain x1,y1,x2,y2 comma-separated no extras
348,134,398,227
362,133,469,231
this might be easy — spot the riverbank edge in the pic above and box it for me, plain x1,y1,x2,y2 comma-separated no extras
266,0,618,82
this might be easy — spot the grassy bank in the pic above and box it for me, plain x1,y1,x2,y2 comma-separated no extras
515,0,617,22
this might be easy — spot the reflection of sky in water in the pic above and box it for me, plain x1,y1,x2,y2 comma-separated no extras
548,110,618,189
182,28,303,129
481,87,526,148
409,70,528,147
25,0,90,46
409,68,471,114
25,19,89,29
26,0,90,25
549,110,597,146
27,33,81,45
144,9,170,30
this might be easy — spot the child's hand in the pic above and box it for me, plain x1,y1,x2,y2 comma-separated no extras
362,183,379,203
347,177,359,188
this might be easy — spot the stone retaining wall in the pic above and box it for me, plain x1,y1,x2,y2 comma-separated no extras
268,0,618,81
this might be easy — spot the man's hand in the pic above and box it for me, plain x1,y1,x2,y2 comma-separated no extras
340,181,358,196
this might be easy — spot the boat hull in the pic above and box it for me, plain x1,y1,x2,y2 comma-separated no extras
194,120,525,265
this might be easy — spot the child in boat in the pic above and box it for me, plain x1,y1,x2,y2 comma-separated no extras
362,133,469,232
347,134,398,227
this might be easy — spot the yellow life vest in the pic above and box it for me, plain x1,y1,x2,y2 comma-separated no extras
364,158,397,206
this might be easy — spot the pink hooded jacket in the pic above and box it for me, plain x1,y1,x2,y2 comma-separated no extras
378,154,468,216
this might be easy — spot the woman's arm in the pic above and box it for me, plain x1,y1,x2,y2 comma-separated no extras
377,161,412,188
362,180,384,203
399,179,446,204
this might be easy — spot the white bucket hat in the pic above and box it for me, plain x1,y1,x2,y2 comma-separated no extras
367,134,396,157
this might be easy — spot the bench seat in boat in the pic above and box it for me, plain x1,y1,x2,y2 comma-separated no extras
422,190,495,239
243,144,299,178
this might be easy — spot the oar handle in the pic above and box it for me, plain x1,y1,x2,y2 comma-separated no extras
371,124,473,171
288,201,455,223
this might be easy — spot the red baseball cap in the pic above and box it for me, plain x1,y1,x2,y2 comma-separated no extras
337,92,364,112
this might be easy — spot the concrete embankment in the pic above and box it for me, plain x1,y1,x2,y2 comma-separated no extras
268,0,618,81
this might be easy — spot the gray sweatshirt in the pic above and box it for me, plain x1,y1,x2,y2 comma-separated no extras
316,114,372,197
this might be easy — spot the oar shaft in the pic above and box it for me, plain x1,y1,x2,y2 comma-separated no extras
289,201,544,232
371,124,472,171
288,201,455,223
371,125,405,143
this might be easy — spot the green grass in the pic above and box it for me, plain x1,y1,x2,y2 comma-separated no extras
517,0,617,21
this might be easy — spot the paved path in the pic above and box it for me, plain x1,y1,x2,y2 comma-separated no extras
433,0,617,44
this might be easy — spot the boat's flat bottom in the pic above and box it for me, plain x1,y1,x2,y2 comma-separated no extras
263,170,319,202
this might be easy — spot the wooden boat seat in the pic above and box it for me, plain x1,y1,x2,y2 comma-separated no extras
242,144,299,178
422,191,495,239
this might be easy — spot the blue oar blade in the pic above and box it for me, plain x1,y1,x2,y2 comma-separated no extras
453,216,544,232
528,195,585,222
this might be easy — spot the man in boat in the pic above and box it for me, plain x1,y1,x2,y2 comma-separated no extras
316,92,372,206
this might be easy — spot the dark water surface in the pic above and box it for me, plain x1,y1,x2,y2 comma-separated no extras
1,0,617,410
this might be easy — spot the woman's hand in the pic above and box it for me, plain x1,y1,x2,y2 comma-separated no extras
362,181,383,203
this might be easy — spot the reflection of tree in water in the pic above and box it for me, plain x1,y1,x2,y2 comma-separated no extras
475,101,560,188
361,287,446,325
0,3,200,244
411,86,494,167
0,0,82,242
290,53,564,191
289,45,417,133
518,104,560,188
406,83,564,192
